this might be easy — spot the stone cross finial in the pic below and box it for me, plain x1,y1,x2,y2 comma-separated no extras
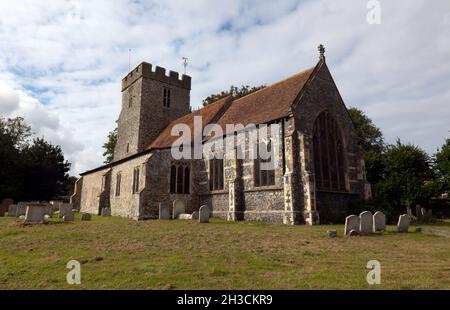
318,44,325,60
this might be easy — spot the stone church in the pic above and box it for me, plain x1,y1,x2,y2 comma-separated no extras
71,46,371,225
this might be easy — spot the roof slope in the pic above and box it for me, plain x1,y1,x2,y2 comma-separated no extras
148,63,317,150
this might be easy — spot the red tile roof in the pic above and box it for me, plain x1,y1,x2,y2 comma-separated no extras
148,64,317,149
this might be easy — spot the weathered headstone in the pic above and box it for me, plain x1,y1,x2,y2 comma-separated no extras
63,213,75,222
81,213,91,221
199,205,210,223
17,202,29,217
59,203,72,218
7,204,18,217
420,207,426,218
373,211,386,232
344,215,360,236
24,205,47,223
359,211,373,234
159,202,171,220
397,214,411,233
0,198,14,217
101,208,111,217
191,211,199,220
43,204,54,218
172,200,185,219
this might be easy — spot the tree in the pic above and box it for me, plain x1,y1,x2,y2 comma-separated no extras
102,127,118,164
348,107,385,185
23,138,71,201
202,84,266,106
376,139,433,208
435,137,450,192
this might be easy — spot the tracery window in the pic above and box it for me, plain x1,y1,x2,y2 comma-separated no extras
209,158,224,191
170,163,190,194
313,111,346,191
254,141,275,187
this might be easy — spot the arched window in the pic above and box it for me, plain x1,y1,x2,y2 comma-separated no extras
313,111,346,191
254,140,275,187
170,163,191,194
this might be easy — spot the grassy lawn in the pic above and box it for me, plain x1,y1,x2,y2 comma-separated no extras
0,215,449,290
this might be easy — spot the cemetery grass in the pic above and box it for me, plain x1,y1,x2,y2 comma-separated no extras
0,215,449,290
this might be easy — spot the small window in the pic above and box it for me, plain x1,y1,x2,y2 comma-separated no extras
184,166,190,194
163,87,171,108
170,165,177,193
132,167,140,194
254,141,275,187
115,173,121,196
209,159,224,191
101,175,106,191
177,165,184,193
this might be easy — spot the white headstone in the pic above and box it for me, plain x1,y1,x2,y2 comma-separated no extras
373,211,386,232
344,215,360,236
420,207,426,218
397,214,410,233
159,202,171,220
59,203,72,218
101,208,111,217
172,200,185,219
178,213,192,220
359,211,373,234
24,205,46,223
199,205,210,223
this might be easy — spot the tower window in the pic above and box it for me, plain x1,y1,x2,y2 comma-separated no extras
163,87,171,108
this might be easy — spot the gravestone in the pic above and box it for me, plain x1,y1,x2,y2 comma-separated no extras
178,213,192,220
43,204,54,218
81,213,91,221
24,205,47,223
17,202,29,217
59,203,72,218
344,215,360,236
191,211,199,220
172,200,185,219
0,198,14,217
51,200,62,212
7,204,18,217
359,211,373,234
373,211,386,232
199,205,210,223
159,202,171,220
420,207,426,218
101,208,111,217
397,214,411,233
63,214,74,222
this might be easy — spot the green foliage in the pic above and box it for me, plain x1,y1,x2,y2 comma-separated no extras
0,116,71,201
435,138,450,192
102,127,118,164
202,84,266,107
348,107,384,154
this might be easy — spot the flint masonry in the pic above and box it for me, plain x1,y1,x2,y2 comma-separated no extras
71,46,371,224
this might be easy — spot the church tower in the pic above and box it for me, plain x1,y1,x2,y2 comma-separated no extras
114,62,191,161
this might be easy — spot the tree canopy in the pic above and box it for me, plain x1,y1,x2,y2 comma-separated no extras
202,84,266,107
102,127,118,164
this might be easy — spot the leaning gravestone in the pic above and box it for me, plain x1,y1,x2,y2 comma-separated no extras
199,205,210,223
0,198,14,217
81,213,91,221
172,200,185,219
59,203,72,218
344,215,360,236
373,211,386,232
159,202,171,220
24,205,47,223
7,204,18,217
397,214,411,233
359,211,373,235
101,208,111,217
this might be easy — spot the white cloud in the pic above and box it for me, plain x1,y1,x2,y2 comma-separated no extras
0,0,449,176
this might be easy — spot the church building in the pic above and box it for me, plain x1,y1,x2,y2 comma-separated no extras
71,46,371,225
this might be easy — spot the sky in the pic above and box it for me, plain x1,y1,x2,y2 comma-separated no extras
0,0,449,176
